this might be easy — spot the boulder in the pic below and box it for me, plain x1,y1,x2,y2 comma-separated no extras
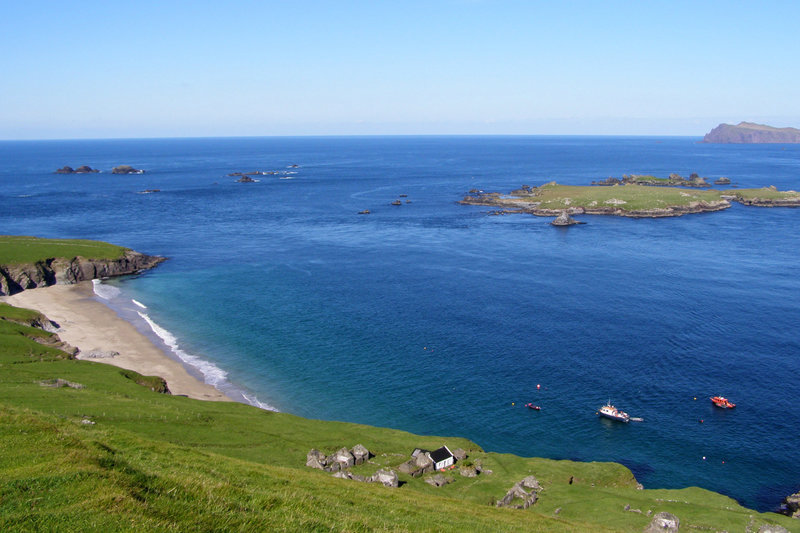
452,448,468,461
644,512,680,533
496,478,541,509
714,177,731,185
306,449,327,470
459,465,478,477
369,469,399,488
330,447,355,469
351,444,371,465
780,490,800,518
520,475,541,491
551,211,581,226
425,474,453,487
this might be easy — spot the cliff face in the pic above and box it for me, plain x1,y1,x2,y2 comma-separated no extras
0,250,166,296
703,122,800,143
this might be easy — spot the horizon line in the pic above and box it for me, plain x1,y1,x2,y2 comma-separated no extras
0,132,705,142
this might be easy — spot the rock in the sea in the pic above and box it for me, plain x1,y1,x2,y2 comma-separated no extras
714,177,732,185
551,211,581,226
703,122,800,143
56,165,99,174
111,165,144,174
780,490,800,518
236,175,257,183
644,512,680,533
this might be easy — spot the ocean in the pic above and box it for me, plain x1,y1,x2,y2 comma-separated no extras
1,135,798,511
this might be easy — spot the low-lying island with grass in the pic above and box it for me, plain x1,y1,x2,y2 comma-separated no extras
1,236,797,531
461,180,800,219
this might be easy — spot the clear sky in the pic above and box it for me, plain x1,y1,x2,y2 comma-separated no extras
2,0,799,139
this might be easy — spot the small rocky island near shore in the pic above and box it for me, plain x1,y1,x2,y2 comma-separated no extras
703,122,800,143
55,165,145,174
460,178,800,224
111,165,145,174
55,165,100,174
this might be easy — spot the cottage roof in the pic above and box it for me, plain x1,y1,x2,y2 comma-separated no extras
429,446,453,463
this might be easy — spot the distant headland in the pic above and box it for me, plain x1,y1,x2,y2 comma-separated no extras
703,122,800,143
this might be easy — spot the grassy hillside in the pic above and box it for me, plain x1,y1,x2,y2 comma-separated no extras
1,237,796,531
0,236,127,265
1,311,797,531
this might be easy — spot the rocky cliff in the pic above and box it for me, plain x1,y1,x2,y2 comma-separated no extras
703,122,800,143
0,250,165,296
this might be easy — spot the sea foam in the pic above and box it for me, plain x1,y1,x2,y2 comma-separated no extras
136,311,228,388
92,279,121,300
131,299,147,309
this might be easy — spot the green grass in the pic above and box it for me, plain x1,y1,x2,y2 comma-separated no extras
0,236,127,265
1,307,797,531
730,187,800,200
511,183,725,211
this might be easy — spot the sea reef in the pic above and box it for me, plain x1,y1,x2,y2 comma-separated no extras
703,122,800,143
0,250,165,296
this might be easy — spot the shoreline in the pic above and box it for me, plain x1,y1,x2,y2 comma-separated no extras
3,281,232,402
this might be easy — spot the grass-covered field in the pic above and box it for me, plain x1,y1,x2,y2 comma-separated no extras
1,310,797,531
464,183,800,214
522,183,724,211
0,236,128,265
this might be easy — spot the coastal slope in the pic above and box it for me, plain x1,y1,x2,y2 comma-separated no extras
703,122,800,143
0,236,165,296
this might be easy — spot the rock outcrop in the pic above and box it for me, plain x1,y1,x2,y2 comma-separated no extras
111,165,145,174
643,511,680,532
703,122,800,143
496,476,542,509
56,165,100,174
0,250,166,296
780,489,800,518
551,211,582,226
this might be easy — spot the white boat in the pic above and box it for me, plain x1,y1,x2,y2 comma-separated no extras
597,401,630,423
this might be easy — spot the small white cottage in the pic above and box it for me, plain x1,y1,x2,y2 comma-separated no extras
429,445,454,470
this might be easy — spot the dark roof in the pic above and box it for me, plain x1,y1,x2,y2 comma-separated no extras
429,446,453,463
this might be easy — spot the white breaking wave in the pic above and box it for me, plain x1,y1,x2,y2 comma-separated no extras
241,393,276,411
136,311,228,388
92,279,121,300
131,299,147,309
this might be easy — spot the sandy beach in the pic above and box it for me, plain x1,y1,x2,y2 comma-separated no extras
3,282,231,402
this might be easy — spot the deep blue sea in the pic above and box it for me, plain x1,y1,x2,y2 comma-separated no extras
1,136,799,511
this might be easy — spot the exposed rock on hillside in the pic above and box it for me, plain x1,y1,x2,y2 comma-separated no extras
496,476,541,509
703,122,800,143
0,250,166,296
644,512,680,532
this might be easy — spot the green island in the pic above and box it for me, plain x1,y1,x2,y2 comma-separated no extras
1,238,798,532
460,180,800,220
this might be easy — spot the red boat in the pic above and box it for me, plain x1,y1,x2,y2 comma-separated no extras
711,396,735,409
525,403,541,411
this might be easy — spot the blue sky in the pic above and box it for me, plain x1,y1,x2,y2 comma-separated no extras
2,1,798,139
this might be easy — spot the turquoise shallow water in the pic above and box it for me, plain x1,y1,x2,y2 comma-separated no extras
1,136,799,511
